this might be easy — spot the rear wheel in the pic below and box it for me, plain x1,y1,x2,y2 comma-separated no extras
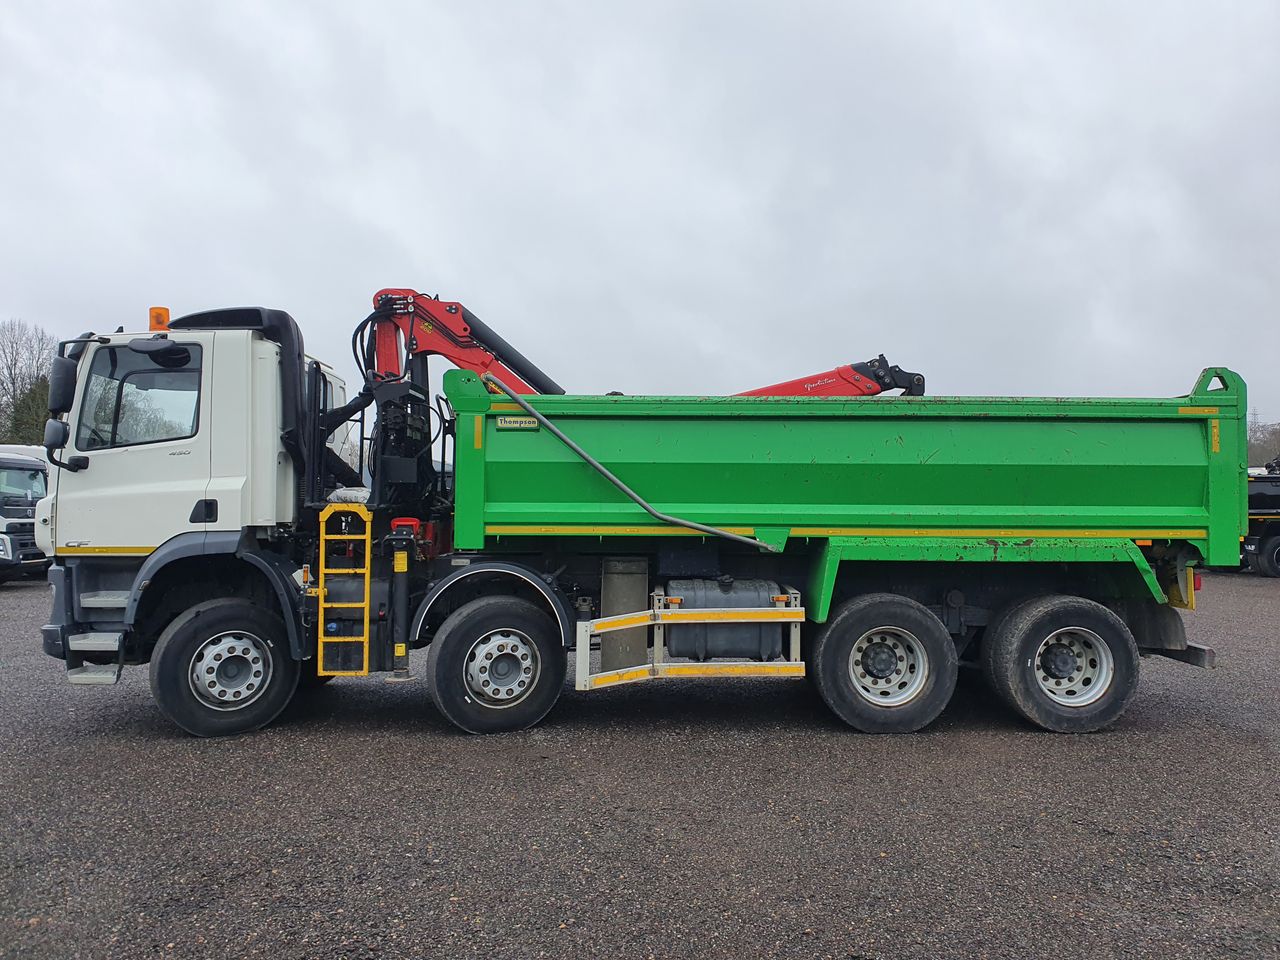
149,599,300,737
983,595,1138,733
1257,536,1280,578
812,594,958,733
426,596,566,733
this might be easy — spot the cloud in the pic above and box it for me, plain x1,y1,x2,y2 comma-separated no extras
1,0,1276,418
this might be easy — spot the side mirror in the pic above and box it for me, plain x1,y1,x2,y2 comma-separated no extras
44,419,87,473
43,418,69,451
47,355,77,415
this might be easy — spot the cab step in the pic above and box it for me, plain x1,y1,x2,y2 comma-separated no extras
80,591,130,609
67,663,122,685
67,632,122,653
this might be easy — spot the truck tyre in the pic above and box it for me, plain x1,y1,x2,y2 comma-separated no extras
979,599,1032,708
149,599,300,737
1257,536,1280,578
812,594,958,733
983,595,1138,733
426,596,566,734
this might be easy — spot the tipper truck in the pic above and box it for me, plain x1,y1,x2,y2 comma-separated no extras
37,292,1248,737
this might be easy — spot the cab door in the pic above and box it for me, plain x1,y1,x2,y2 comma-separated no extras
49,333,214,557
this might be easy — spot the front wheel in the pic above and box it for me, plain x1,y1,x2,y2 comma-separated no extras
425,596,566,734
811,593,958,733
149,599,300,737
982,595,1138,733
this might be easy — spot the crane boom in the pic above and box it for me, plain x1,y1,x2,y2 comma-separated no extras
363,287,923,397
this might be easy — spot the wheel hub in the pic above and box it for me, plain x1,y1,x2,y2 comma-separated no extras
848,627,929,707
464,630,539,707
1039,642,1077,680
188,632,272,711
1032,627,1114,707
861,642,899,679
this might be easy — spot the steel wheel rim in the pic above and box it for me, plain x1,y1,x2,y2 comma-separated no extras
1032,627,1113,707
849,626,929,707
464,629,539,708
189,631,273,711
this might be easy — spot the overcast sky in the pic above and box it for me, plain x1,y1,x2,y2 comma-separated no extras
2,1,1277,419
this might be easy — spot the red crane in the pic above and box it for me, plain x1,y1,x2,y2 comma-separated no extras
364,288,924,398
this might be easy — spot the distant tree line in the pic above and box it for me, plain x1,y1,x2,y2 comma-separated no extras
1250,409,1280,468
0,314,1275,467
0,318,57,445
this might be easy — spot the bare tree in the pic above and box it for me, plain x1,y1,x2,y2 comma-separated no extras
0,318,57,431
1247,406,1280,468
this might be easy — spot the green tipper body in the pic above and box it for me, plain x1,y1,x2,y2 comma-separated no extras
445,368,1247,619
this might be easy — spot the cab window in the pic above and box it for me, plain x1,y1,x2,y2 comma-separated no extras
75,345,202,451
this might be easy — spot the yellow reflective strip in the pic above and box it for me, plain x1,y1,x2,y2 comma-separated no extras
789,527,1208,539
657,663,806,678
57,545,154,556
488,525,1209,540
473,415,483,449
394,643,407,657
489,402,522,412
393,551,408,573
486,525,756,536
1211,419,1221,453
594,608,805,633
593,613,653,632
590,667,653,688
586,662,808,688
1178,406,1219,415
658,609,803,623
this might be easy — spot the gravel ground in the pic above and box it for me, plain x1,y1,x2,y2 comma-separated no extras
1,573,1277,960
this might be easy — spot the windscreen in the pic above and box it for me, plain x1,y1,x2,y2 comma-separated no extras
75,344,202,451
0,467,45,500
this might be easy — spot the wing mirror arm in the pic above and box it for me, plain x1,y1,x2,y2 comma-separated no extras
43,419,88,472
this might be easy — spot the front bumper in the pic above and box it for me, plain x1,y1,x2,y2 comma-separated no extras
0,556,48,579
0,522,47,570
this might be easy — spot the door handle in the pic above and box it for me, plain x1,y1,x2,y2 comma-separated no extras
189,499,219,523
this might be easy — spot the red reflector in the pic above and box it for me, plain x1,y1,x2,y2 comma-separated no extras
1193,572,1203,592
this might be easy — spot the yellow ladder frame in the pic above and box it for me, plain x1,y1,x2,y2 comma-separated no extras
317,502,372,676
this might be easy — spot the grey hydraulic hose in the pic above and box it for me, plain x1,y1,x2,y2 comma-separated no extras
481,374,778,553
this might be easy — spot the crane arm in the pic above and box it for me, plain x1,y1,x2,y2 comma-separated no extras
736,356,925,397
365,288,564,395
362,288,923,398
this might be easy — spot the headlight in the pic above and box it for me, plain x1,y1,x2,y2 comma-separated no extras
0,536,11,559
